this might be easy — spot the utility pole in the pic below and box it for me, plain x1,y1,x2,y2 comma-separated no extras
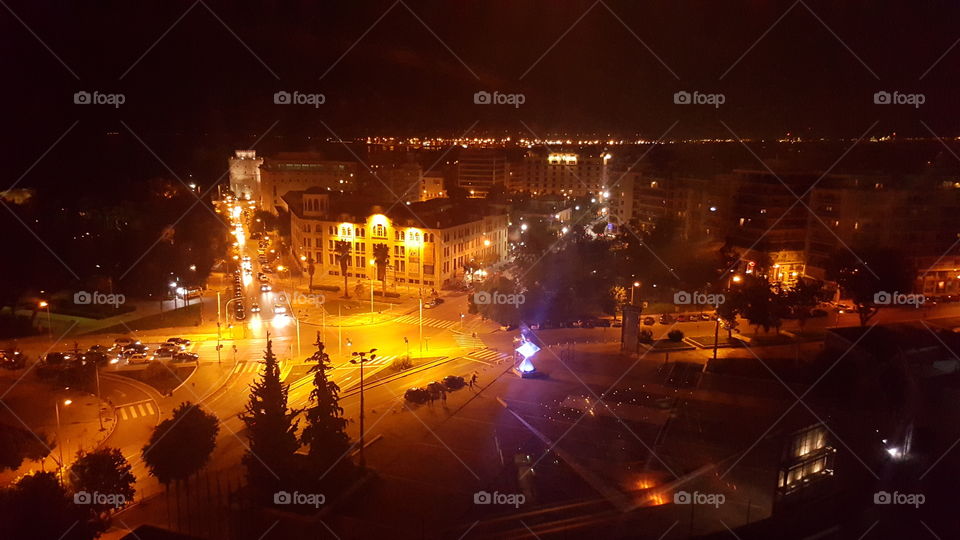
419,298,424,358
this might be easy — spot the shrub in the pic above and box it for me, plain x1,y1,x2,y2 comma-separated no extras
639,329,653,342
667,330,685,342
391,356,413,372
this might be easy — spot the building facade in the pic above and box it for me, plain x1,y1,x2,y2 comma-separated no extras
228,150,263,201
284,190,509,290
456,148,508,196
260,152,359,213
513,151,612,198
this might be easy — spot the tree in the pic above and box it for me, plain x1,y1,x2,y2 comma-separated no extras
0,422,51,471
142,402,219,487
334,241,352,298
300,335,353,487
828,248,914,326
240,338,301,504
0,471,103,540
667,329,685,342
372,243,390,297
69,447,135,517
784,279,830,329
726,274,782,333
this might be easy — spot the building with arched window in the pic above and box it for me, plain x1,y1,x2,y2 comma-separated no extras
281,189,508,290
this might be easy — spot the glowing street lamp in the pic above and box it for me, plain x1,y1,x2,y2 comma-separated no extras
38,301,52,339
55,398,72,485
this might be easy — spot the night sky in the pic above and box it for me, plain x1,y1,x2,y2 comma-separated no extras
3,1,960,183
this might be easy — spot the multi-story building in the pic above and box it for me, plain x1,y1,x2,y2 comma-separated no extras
259,152,359,213
456,148,508,196
421,170,446,200
283,190,509,290
513,151,612,198
370,161,422,202
227,150,263,201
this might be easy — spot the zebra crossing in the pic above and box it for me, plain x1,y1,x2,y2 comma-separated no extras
233,361,293,380
464,349,513,365
116,400,157,421
454,333,486,349
358,354,398,366
393,314,460,329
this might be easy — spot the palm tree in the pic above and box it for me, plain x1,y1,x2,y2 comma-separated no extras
372,243,390,298
334,241,351,298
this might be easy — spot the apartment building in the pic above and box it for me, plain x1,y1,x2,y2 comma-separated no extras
283,190,509,290
513,151,612,198
456,148,508,196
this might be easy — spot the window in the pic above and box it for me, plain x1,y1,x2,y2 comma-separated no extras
329,226,335,235
373,224,386,238
356,227,365,238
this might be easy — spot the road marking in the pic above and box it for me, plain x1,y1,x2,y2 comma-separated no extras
128,407,138,419
119,408,128,420
144,402,155,415
137,404,148,416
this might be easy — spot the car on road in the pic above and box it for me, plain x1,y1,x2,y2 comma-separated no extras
423,298,444,309
126,353,153,365
258,273,268,282
234,310,246,321
166,337,191,349
643,316,656,326
251,303,261,313
262,265,274,273
260,284,272,292
155,349,176,360
500,324,517,331
274,304,287,315
0,350,25,370
173,352,199,363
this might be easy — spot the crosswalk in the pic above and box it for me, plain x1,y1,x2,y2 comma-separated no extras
116,400,156,421
464,349,513,364
393,314,460,329
233,361,293,380
454,333,486,349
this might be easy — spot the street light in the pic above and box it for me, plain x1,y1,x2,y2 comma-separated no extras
38,301,52,339
631,282,641,305
55,398,72,485
350,348,377,471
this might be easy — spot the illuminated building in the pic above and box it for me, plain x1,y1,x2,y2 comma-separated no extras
227,150,263,201
282,190,508,289
513,150,611,198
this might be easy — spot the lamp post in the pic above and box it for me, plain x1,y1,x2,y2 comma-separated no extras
419,297,424,358
350,348,377,470
38,301,52,340
631,281,641,305
55,399,72,485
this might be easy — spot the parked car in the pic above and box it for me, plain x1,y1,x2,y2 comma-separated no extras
699,313,712,321
659,314,675,325
810,308,828,317
499,324,517,331
404,387,430,404
154,349,176,360
595,319,612,327
643,316,656,326
442,375,466,390
676,314,688,323
424,298,444,309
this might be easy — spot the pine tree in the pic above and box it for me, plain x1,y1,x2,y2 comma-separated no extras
300,333,353,486
239,336,300,503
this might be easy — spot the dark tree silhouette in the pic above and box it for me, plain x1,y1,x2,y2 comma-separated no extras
142,402,219,487
828,248,914,326
0,471,103,540
239,338,301,504
0,422,51,472
300,334,354,488
69,447,136,517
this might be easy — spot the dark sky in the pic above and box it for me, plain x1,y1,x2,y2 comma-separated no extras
2,1,960,184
